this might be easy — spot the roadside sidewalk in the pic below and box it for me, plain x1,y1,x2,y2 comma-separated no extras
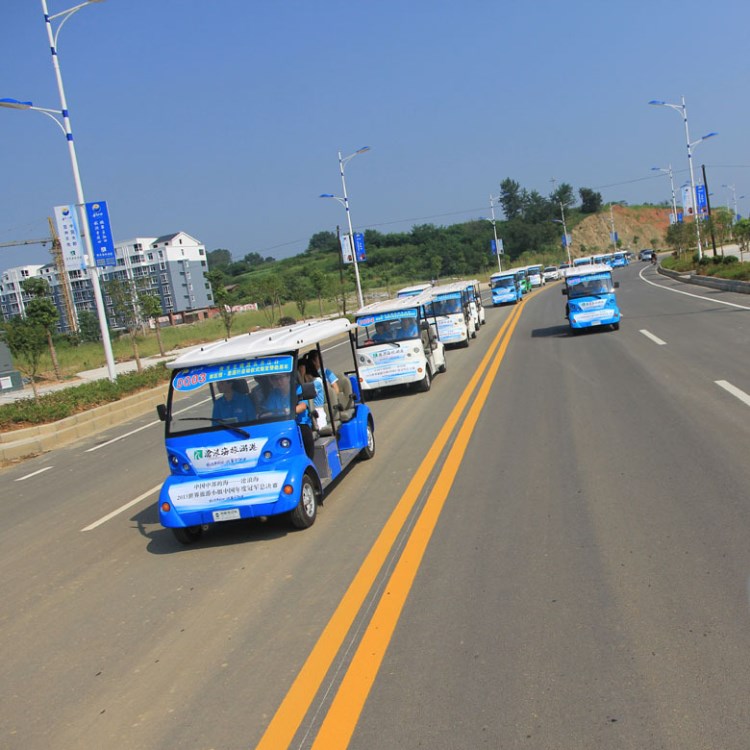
0,348,189,406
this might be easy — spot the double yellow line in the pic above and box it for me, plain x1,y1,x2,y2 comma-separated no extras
256,301,525,750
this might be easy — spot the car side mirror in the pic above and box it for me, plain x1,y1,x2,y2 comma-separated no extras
614,281,620,289
561,288,568,296
156,403,167,421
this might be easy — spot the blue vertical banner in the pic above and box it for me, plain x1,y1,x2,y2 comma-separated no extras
490,239,497,255
490,239,505,255
353,232,366,262
610,231,619,244
695,185,708,217
85,200,116,267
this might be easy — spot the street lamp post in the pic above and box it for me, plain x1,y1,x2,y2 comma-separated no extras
320,147,370,310
489,195,503,272
1,0,116,380
648,97,718,260
651,165,679,225
721,183,744,224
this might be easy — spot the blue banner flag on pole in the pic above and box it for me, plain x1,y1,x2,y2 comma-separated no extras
85,200,117,267
353,232,366,262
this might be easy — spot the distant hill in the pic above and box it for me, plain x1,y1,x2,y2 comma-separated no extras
571,205,670,257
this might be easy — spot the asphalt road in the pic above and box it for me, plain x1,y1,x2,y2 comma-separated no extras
1,264,749,750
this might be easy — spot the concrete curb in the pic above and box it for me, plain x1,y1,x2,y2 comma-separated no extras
0,385,167,465
657,265,750,294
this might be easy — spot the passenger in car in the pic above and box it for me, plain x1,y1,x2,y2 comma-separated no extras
212,379,256,423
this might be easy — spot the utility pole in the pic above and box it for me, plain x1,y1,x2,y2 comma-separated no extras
48,217,78,332
0,226,77,332
701,164,718,257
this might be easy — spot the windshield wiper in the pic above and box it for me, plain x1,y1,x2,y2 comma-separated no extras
175,417,250,438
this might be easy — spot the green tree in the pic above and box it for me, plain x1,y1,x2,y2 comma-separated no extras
551,183,575,210
206,270,237,338
21,277,62,381
207,248,232,269
1,317,47,398
257,275,284,325
428,254,443,282
309,268,331,316
579,187,603,213
732,218,750,261
138,292,166,356
284,272,313,318
104,278,143,371
499,178,524,219
664,221,693,257
78,310,101,343
705,208,733,254
306,231,338,254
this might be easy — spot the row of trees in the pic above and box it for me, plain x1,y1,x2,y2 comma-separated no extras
664,207,750,258
204,178,608,335
0,276,167,396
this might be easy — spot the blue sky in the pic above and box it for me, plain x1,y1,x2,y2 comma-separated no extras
2,0,749,273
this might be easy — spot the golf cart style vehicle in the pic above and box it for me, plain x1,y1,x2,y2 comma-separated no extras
156,319,375,543
490,270,523,305
463,279,486,328
354,290,446,395
562,263,621,332
428,281,477,347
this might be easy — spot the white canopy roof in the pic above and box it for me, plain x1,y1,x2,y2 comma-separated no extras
429,281,469,297
167,318,354,370
563,263,613,278
354,290,435,318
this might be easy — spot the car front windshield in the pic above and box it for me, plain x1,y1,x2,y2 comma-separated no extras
166,356,295,436
492,277,515,289
566,273,614,298
358,311,419,345
432,297,462,315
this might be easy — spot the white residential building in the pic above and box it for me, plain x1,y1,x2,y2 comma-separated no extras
0,231,214,330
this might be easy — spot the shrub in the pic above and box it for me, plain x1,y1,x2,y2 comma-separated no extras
0,363,171,431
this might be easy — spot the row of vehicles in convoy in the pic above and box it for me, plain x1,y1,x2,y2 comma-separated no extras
486,255,623,333
572,251,631,268
489,263,548,306
156,279,487,544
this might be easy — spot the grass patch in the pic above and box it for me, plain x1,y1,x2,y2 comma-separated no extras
661,254,750,280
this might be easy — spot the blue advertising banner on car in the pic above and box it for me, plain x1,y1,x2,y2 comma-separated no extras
85,201,117,267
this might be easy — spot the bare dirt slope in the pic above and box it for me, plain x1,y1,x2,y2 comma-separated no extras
570,205,670,257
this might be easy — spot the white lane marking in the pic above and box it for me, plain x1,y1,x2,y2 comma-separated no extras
640,329,667,346
715,380,750,407
639,267,750,310
85,419,160,452
15,466,53,482
85,397,211,453
81,483,162,531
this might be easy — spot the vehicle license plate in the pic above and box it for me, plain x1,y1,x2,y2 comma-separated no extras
212,508,240,522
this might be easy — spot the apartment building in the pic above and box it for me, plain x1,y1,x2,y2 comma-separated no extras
0,231,214,330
